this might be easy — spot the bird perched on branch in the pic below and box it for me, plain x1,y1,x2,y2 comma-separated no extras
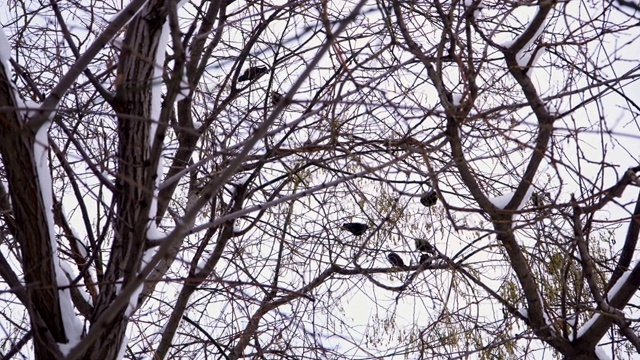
420,190,438,207
387,252,406,270
415,239,435,254
419,253,432,266
270,91,282,105
238,66,268,82
341,222,368,236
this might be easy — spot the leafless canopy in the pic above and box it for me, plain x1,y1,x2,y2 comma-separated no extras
1,0,639,359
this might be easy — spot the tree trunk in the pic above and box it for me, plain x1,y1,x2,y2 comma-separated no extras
81,1,168,358
0,56,66,359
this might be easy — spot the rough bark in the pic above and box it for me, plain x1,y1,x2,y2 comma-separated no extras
0,50,66,359
81,1,168,358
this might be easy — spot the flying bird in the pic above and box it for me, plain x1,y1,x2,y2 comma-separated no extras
420,190,438,207
415,239,435,254
238,66,268,82
341,222,368,236
387,252,406,270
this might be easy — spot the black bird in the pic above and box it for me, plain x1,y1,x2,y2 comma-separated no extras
420,190,438,207
238,66,268,82
531,191,548,207
270,91,282,105
341,222,368,236
419,253,432,266
415,239,435,254
387,252,406,270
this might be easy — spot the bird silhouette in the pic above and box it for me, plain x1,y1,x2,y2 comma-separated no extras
419,253,432,266
341,222,368,236
420,190,438,207
270,91,282,105
415,239,435,254
238,66,268,82
387,252,406,269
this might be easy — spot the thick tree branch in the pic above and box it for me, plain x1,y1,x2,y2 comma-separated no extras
576,258,640,348
608,190,640,290
0,33,67,359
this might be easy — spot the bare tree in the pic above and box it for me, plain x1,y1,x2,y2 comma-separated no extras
1,0,639,359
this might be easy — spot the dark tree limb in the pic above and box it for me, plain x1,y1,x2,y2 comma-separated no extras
607,190,640,290
0,40,66,360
